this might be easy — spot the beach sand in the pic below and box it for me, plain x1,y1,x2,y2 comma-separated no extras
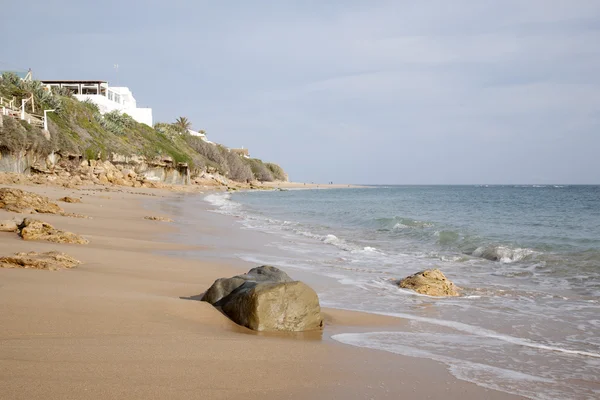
0,183,524,399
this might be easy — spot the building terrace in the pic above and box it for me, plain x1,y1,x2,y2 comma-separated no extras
40,79,153,127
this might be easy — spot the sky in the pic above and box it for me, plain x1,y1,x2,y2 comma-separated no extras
2,1,599,184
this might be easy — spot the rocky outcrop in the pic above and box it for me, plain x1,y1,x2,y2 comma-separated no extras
144,216,173,222
0,149,191,187
0,251,81,270
17,218,89,244
0,187,64,214
58,196,82,203
397,269,460,297
202,266,323,332
0,219,18,232
0,150,55,174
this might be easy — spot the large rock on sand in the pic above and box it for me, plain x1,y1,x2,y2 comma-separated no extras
0,188,63,214
0,251,81,270
397,269,460,297
202,266,323,332
18,218,89,244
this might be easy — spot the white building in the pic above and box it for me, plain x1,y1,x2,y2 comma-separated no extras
187,129,214,144
41,80,153,126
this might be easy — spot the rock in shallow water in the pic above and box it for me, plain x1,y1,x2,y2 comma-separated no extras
202,266,323,332
397,268,460,297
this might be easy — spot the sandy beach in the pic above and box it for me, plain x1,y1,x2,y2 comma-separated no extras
0,183,524,399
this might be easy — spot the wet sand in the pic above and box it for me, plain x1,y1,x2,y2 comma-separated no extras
0,183,524,399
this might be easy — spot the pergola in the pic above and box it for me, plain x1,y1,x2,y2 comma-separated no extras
41,80,108,96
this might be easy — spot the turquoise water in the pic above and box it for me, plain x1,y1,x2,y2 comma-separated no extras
205,186,600,399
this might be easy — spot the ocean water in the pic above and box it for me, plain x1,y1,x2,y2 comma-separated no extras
204,186,600,400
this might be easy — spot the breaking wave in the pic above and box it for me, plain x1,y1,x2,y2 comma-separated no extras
376,216,434,231
471,245,540,263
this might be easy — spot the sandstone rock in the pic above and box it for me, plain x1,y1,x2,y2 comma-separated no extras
0,220,18,232
202,277,248,305
58,196,82,203
202,266,323,332
0,173,28,185
106,171,115,183
18,218,89,244
0,251,81,270
103,160,115,170
238,265,294,283
61,212,92,219
114,178,131,187
144,216,173,222
122,169,137,179
397,269,460,297
63,182,78,189
0,188,64,214
202,266,293,305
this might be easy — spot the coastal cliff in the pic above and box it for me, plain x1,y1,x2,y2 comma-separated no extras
0,72,287,187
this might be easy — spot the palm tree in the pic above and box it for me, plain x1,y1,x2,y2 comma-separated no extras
174,116,192,132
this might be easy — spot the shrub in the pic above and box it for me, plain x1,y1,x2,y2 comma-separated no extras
0,116,54,156
52,86,74,98
154,122,181,138
81,98,100,114
243,158,273,182
225,151,254,182
265,163,286,181
1,72,21,85
183,134,226,167
96,110,135,135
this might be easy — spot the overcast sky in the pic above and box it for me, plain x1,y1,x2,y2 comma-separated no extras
2,1,599,184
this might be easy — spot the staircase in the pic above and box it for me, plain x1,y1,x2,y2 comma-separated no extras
0,97,45,128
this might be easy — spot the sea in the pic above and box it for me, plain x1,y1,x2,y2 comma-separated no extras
203,185,600,400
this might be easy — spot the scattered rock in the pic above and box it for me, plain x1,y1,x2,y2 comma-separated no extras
61,212,92,219
0,251,81,270
202,266,323,332
58,196,82,203
17,218,89,244
144,216,173,222
397,269,460,297
0,219,19,232
0,188,64,214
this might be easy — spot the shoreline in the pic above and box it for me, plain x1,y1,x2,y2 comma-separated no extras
0,182,523,399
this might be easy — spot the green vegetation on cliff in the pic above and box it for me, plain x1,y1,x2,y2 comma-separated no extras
0,72,286,182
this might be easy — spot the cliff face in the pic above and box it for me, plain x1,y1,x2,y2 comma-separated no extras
0,74,287,185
